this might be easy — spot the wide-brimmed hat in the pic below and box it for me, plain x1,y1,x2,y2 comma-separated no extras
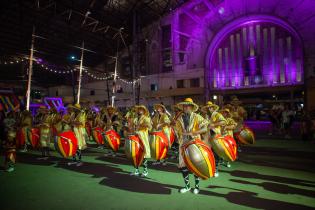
106,105,117,112
230,96,242,105
73,103,81,110
38,105,48,113
134,105,149,116
177,98,199,112
153,104,166,112
220,108,231,116
201,101,219,112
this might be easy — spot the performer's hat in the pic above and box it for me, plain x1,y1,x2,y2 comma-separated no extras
38,105,48,113
73,103,81,110
177,98,199,112
135,105,149,116
153,104,166,112
201,101,219,112
230,96,242,105
106,105,117,112
220,108,231,116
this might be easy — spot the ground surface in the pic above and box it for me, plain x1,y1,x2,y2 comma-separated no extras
1,139,315,210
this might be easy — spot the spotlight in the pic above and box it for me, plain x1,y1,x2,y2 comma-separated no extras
213,95,218,100
218,7,225,14
70,55,76,60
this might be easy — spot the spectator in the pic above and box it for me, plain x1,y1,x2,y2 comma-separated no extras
281,104,295,139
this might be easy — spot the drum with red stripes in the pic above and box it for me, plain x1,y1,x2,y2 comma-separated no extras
54,131,78,158
27,128,40,148
92,127,105,145
124,135,145,167
85,122,92,138
234,126,255,145
150,131,168,161
16,127,28,149
182,139,216,180
210,134,237,162
169,127,176,146
104,129,121,152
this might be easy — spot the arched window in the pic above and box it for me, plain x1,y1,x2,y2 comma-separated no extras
206,15,303,90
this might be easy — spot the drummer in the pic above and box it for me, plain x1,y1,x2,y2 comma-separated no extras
68,104,87,166
92,109,104,148
61,104,75,132
17,110,33,152
175,98,208,194
102,105,121,157
130,105,152,177
202,101,226,177
220,107,237,168
2,111,17,172
37,106,53,160
151,103,171,166
169,105,182,160
230,96,247,152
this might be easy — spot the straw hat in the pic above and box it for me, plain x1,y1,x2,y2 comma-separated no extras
38,105,48,113
201,101,219,112
177,98,199,112
230,96,242,105
106,105,117,113
153,104,166,112
134,105,150,116
220,108,231,117
73,103,81,110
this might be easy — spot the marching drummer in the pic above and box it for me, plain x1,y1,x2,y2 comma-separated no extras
151,103,171,166
61,104,75,132
17,110,33,152
2,111,17,172
130,105,152,177
220,107,237,168
68,104,88,166
37,106,53,160
175,98,208,194
102,106,121,157
202,101,226,177
230,96,247,152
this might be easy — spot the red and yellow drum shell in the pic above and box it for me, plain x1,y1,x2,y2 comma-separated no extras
16,127,28,148
149,131,168,161
85,122,92,137
234,126,255,145
104,129,121,152
5,149,16,164
169,127,176,146
124,135,145,167
55,131,78,158
210,134,237,162
92,127,105,145
27,128,40,149
182,139,216,180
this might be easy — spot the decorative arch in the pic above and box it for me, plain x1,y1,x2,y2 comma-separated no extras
205,15,304,90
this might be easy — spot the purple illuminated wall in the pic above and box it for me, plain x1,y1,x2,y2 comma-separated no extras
205,17,304,90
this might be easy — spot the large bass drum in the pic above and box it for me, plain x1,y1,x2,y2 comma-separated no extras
149,131,168,161
55,131,78,158
182,139,216,180
125,135,145,167
234,126,255,145
210,134,237,162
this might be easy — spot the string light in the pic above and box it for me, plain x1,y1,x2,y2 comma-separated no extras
0,56,144,84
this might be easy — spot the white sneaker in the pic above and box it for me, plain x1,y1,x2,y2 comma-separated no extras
179,187,191,193
162,161,167,166
130,169,140,176
141,171,148,177
193,188,200,194
214,171,219,178
76,162,83,167
67,161,77,166
152,161,161,165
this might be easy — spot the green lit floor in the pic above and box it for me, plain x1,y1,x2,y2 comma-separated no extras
1,139,315,210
